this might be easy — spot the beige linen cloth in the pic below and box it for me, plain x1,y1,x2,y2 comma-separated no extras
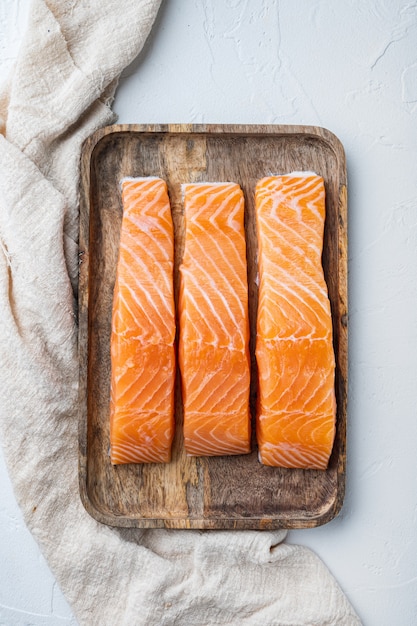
0,1,361,624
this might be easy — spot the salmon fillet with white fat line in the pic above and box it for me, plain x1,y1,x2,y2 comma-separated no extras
179,182,251,457
110,177,175,464
255,173,336,469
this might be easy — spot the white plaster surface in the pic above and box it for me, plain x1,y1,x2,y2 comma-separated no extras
1,1,417,624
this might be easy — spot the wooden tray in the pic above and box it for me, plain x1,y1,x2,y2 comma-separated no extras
78,124,347,529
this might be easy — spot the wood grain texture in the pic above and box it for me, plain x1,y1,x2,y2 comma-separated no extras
78,124,348,529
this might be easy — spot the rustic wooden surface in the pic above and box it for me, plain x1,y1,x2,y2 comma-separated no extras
78,124,348,529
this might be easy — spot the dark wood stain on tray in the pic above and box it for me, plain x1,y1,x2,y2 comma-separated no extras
78,124,348,529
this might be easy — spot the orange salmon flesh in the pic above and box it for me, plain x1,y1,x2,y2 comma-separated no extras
110,177,176,464
255,173,336,469
179,182,251,457
109,174,336,469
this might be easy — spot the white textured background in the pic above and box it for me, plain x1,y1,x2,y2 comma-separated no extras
1,1,417,624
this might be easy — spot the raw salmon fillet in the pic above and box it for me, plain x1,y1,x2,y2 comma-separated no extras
179,182,251,457
110,177,175,464
255,173,336,469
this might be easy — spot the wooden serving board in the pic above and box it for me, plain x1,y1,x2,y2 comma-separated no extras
78,124,347,529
